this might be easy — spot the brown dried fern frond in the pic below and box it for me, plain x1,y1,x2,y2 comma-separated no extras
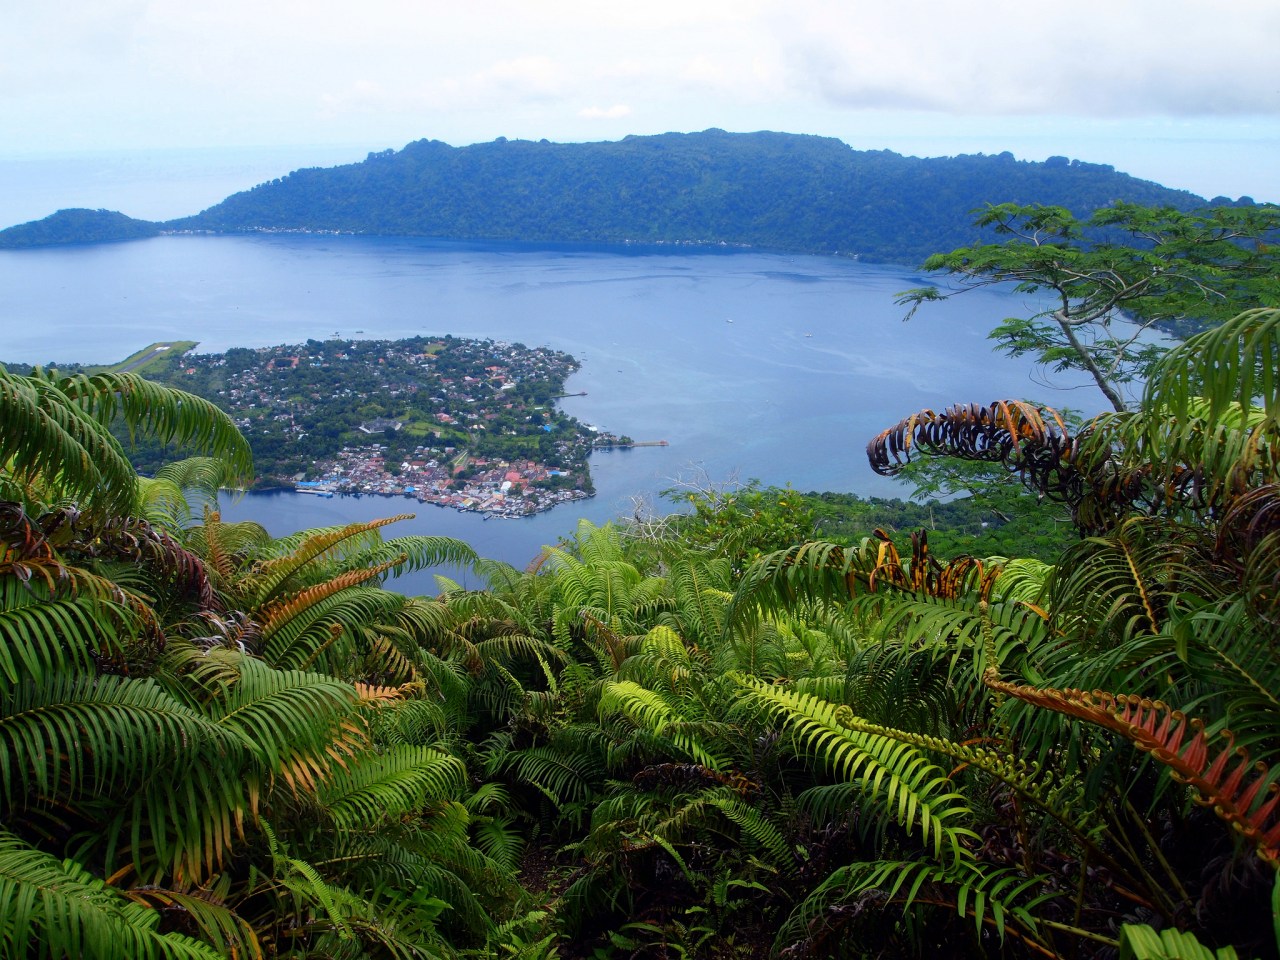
257,555,404,638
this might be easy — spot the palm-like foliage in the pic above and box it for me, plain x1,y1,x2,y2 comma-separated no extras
0,367,251,519
7,297,1279,957
0,831,224,960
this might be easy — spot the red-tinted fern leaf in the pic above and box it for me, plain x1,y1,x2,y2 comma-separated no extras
1217,484,1280,563
0,502,68,592
70,515,214,609
199,510,238,586
1215,484,1280,626
984,668,1280,867
249,515,413,606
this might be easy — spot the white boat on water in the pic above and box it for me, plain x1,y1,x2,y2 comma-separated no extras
295,485,336,498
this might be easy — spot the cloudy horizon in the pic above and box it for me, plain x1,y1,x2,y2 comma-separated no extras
4,1,1277,205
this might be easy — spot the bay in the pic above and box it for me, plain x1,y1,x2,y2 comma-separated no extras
1,233,1109,592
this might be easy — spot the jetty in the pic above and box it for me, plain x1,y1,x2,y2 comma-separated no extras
592,439,669,448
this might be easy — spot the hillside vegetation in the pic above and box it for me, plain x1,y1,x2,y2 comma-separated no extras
170,130,1220,263
0,207,160,248
2,131,1243,262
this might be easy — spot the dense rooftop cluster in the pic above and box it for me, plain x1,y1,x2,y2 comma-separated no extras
302,444,591,517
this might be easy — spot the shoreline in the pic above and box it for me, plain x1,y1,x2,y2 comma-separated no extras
252,483,596,520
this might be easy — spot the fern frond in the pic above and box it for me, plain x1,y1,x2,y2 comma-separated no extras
317,745,466,832
0,597,110,690
256,585,405,672
206,657,361,792
122,885,263,960
245,516,412,607
257,557,402,639
985,669,1280,866
0,673,241,810
599,680,728,770
704,794,792,866
735,676,978,864
775,858,1057,956
0,368,144,518
1119,922,1242,959
499,744,602,806
471,816,524,872
0,830,224,960
58,370,253,489
342,534,479,578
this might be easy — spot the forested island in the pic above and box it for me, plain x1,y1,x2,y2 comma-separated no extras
1,129,1253,261
0,208,160,247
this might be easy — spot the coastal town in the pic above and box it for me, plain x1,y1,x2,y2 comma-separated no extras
298,444,594,518
132,335,642,517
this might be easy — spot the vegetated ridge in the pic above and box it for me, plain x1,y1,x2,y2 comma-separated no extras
1,129,1246,262
0,207,159,248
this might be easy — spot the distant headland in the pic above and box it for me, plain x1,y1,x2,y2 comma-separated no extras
0,129,1256,264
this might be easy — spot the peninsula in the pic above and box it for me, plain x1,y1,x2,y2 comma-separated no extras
34,336,635,518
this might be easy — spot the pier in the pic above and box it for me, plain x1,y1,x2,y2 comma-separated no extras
592,439,669,448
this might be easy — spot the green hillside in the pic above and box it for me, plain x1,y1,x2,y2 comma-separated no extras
165,129,1221,263
0,207,160,248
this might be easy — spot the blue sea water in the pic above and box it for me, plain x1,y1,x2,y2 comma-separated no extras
0,232,1112,591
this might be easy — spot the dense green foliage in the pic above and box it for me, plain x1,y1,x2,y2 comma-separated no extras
804,487,1074,562
5,133,1258,265
154,131,1226,264
645,479,1074,568
0,208,160,248
4,199,1280,959
4,303,1278,957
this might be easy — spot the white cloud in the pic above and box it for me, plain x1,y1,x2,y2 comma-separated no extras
579,104,632,120
3,0,1277,198
317,56,569,119
770,0,1280,117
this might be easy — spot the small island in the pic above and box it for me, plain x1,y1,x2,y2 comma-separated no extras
32,336,640,517
0,208,160,248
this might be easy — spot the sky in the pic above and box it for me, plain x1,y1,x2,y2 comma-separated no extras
3,0,1278,219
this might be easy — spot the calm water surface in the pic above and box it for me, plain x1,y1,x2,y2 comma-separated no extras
2,234,1107,591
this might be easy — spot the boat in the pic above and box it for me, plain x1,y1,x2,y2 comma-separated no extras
295,482,336,498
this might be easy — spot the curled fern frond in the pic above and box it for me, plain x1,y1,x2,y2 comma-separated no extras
867,400,1078,497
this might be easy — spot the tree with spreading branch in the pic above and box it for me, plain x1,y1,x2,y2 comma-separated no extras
896,202,1280,412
